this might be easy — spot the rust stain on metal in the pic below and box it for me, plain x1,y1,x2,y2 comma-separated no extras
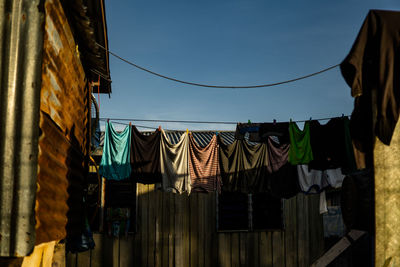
35,0,89,245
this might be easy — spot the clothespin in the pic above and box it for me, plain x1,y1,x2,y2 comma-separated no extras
289,118,292,123
158,125,161,131
273,119,276,125
186,128,189,134
107,118,109,123
342,113,344,118
129,122,132,126
248,119,251,124
309,117,312,121
216,131,218,136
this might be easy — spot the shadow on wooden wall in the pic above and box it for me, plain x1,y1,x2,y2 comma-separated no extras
66,184,324,267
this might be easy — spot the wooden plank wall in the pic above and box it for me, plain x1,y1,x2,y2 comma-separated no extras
67,184,324,267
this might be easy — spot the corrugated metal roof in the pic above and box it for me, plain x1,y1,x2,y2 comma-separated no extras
61,0,111,94
0,0,44,257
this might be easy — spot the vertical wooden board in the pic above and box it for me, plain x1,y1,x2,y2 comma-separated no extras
259,232,272,267
90,233,104,267
168,193,175,267
308,194,324,264
66,253,77,267
231,233,240,267
138,183,149,266
77,250,91,267
247,232,259,267
142,183,150,266
239,233,247,266
119,235,135,267
155,190,163,267
174,193,184,267
218,233,231,267
162,192,170,267
103,235,115,267
272,231,285,267
284,196,298,267
297,193,309,267
183,194,190,267
190,193,199,267
113,237,120,267
197,193,206,267
208,193,218,267
134,183,143,267
148,185,156,267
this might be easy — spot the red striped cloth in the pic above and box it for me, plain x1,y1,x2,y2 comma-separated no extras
188,134,221,193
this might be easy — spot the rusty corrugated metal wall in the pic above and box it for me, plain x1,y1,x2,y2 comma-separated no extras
35,0,90,245
0,0,44,257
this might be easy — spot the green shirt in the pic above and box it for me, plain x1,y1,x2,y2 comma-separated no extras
288,121,313,165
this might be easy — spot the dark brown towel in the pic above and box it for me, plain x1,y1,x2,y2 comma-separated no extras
130,125,162,184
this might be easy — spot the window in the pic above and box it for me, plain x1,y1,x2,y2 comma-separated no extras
105,180,137,234
217,192,283,231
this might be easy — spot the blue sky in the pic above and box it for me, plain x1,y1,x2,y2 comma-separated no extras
99,0,400,131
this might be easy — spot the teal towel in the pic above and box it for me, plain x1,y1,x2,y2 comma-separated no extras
99,122,132,180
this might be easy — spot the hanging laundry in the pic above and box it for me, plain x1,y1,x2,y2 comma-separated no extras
323,206,345,237
319,191,328,214
188,134,221,193
308,117,357,174
288,121,313,165
218,136,269,193
259,122,290,144
267,136,289,173
269,163,299,199
341,10,400,146
235,123,260,141
160,130,191,194
342,117,358,174
130,125,162,184
297,165,345,193
99,122,132,180
340,168,374,233
265,136,299,198
235,122,289,143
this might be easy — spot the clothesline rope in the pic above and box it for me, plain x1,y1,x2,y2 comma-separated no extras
99,115,350,126
96,43,340,89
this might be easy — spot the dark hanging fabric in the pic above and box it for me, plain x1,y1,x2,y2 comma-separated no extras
308,117,357,173
235,122,289,143
340,168,374,233
342,118,358,174
130,125,162,184
264,137,299,198
340,10,400,146
259,122,290,144
218,136,269,193
266,136,289,173
235,123,261,141
269,163,299,199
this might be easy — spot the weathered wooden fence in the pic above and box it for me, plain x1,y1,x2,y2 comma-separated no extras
67,184,324,267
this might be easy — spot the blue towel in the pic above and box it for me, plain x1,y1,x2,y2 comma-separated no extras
99,122,132,180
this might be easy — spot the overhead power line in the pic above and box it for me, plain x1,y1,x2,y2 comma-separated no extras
96,43,340,89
